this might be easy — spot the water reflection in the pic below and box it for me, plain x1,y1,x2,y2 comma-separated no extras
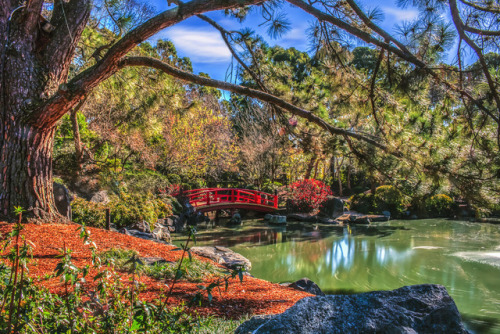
173,219,500,333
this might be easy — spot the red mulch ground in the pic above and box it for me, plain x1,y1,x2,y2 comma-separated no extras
0,222,311,318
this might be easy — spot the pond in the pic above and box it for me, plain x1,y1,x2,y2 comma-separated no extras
173,219,500,333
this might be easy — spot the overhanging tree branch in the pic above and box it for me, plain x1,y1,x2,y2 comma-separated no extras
119,56,395,155
285,0,426,68
29,0,262,128
449,0,500,138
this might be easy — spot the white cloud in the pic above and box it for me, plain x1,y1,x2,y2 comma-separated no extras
158,27,231,63
382,7,419,22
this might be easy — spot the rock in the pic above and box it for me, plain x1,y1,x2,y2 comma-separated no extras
264,214,273,220
118,227,131,236
353,216,371,224
126,229,155,240
118,228,170,245
366,214,390,222
162,217,174,228
318,217,338,224
152,224,171,243
229,212,242,225
335,214,352,224
53,182,73,220
289,278,325,296
190,246,252,271
287,213,317,222
269,215,287,224
129,220,151,233
90,190,110,204
319,197,345,218
236,284,469,334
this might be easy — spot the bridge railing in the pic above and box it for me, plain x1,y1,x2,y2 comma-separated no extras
174,188,278,209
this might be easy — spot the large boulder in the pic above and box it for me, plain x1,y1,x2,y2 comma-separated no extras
53,182,73,219
190,246,252,271
236,284,469,334
319,197,345,218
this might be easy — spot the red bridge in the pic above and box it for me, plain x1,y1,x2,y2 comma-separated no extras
176,188,278,213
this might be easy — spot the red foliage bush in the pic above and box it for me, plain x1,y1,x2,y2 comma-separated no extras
286,179,333,213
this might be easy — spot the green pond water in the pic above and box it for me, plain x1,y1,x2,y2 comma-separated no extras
173,219,500,333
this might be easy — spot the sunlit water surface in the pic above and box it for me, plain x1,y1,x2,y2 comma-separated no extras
173,219,500,333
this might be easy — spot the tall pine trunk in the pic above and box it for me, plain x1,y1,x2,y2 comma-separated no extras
0,119,58,220
0,1,90,221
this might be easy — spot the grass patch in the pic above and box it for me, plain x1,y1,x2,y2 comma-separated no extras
99,247,224,283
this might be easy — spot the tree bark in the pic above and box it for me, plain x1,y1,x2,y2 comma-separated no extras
0,120,58,221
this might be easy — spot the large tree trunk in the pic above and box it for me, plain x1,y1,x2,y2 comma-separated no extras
0,120,59,221
0,0,90,221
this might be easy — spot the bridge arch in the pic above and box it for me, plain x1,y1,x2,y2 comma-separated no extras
175,188,278,213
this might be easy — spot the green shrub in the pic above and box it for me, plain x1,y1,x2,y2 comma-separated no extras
348,192,376,214
167,173,182,185
262,181,283,194
71,196,106,227
374,185,407,217
110,193,173,229
425,194,454,217
349,186,407,217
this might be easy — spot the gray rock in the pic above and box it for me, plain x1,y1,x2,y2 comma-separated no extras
319,197,345,218
190,246,251,271
289,278,325,296
90,190,110,204
129,220,151,233
264,214,273,220
126,229,154,240
152,224,171,243
54,182,73,220
236,284,469,334
118,227,131,236
287,213,317,222
118,228,170,245
229,212,242,225
164,217,174,226
318,217,338,224
269,215,287,224
352,216,371,224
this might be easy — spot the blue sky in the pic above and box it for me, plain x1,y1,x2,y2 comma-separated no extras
144,0,421,81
